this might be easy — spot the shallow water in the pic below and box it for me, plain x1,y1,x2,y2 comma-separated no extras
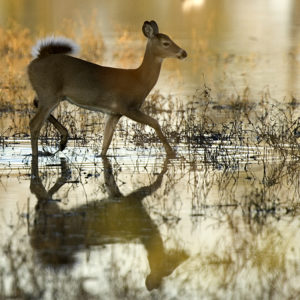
1,0,300,299
1,137,300,299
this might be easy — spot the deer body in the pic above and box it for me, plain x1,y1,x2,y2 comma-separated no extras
29,50,161,113
28,21,187,158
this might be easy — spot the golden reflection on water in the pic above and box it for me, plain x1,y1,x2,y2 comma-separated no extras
0,0,300,298
0,149,299,298
30,157,188,291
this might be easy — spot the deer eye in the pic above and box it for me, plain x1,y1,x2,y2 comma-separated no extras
162,41,171,47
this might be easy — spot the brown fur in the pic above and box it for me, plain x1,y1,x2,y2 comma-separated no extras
28,20,187,160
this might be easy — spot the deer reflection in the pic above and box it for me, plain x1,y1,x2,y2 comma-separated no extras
30,157,188,291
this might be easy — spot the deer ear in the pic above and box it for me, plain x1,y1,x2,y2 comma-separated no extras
142,21,155,38
150,20,159,35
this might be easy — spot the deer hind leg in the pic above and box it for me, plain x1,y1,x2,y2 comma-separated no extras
101,114,121,156
34,98,69,151
47,114,69,151
30,97,58,157
124,110,176,158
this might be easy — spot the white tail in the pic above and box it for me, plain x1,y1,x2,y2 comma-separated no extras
31,36,80,58
28,20,187,159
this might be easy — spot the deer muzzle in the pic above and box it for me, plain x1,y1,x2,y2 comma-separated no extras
177,49,188,60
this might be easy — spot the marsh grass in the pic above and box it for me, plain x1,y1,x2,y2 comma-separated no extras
0,20,298,162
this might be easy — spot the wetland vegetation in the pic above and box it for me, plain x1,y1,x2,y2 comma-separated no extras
1,1,300,299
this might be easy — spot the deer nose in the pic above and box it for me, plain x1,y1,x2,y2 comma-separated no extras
177,49,187,60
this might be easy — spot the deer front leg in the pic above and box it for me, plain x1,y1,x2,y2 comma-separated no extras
101,114,121,156
124,110,176,158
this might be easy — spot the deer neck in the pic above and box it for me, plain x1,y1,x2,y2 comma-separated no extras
137,42,162,92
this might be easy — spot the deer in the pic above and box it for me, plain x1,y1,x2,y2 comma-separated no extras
28,20,187,159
